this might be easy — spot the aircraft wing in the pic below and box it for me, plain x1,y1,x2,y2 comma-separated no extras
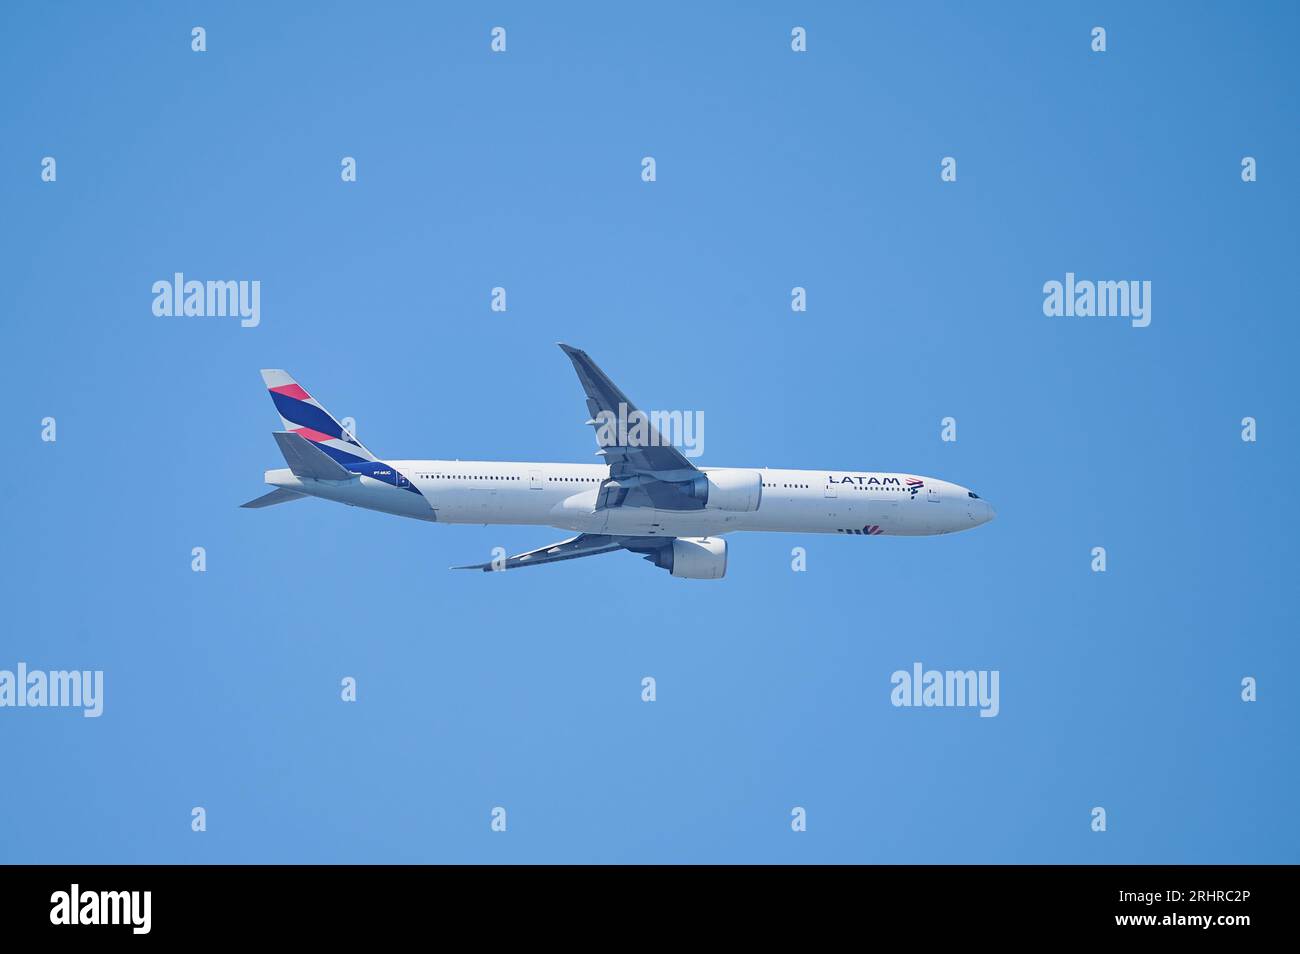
557,344,705,510
451,533,668,572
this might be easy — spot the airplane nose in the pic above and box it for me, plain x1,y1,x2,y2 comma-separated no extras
968,498,995,526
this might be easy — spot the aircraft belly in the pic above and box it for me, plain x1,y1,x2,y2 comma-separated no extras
309,476,438,522
600,508,738,537
592,498,854,536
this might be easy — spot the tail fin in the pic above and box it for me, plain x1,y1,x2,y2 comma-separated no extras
260,370,377,466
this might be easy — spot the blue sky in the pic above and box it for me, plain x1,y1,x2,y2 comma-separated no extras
2,1,1296,863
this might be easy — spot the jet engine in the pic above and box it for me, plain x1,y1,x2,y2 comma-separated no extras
683,469,762,512
650,536,728,579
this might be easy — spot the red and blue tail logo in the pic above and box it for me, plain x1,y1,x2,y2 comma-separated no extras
260,370,377,467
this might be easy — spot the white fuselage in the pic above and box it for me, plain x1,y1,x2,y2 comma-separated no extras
265,461,996,538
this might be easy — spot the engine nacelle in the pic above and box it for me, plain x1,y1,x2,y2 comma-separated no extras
685,469,762,513
651,536,728,579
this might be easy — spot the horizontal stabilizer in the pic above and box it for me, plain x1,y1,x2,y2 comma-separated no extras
273,431,354,481
240,487,307,509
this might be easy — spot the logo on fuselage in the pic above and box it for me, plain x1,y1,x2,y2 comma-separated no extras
828,475,925,497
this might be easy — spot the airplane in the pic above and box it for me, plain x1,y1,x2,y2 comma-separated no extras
242,344,995,578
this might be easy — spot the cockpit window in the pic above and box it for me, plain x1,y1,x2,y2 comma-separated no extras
968,491,980,499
